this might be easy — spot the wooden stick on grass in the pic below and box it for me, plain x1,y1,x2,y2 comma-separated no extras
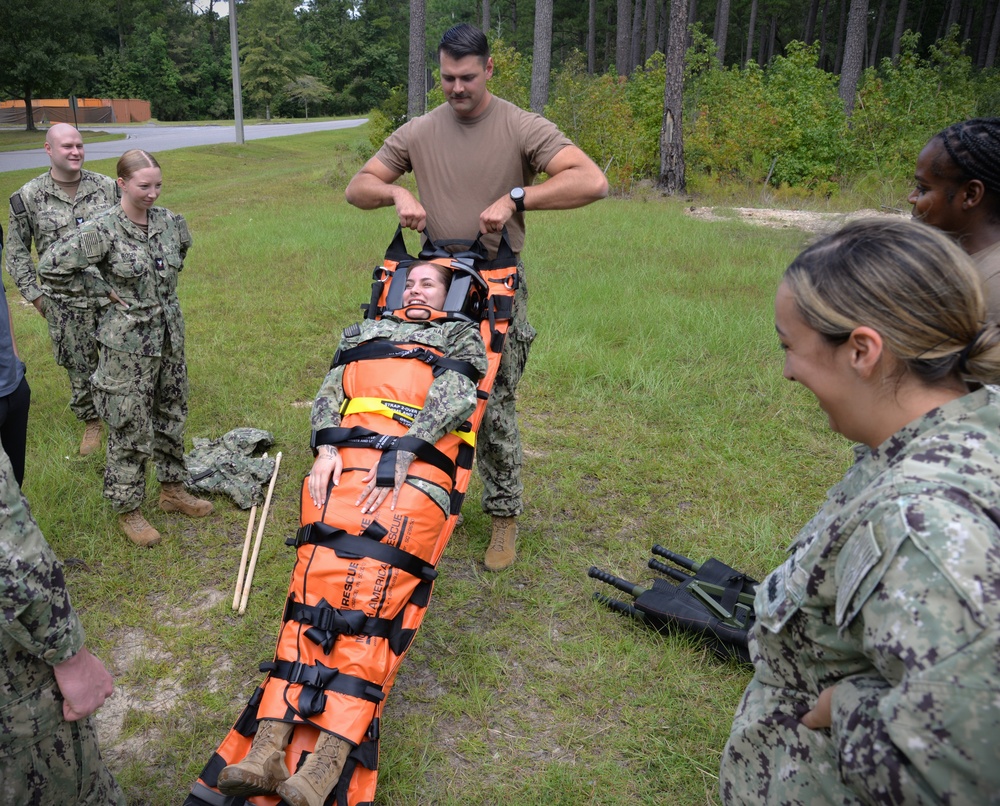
238,451,282,615
232,453,265,611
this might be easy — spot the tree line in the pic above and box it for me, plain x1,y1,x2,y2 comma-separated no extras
1,0,997,193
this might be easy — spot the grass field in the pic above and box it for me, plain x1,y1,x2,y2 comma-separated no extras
0,127,858,805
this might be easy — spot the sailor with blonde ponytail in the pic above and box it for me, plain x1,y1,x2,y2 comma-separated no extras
720,217,1000,805
38,149,213,547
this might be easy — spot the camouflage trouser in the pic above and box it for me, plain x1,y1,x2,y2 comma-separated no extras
478,262,536,517
91,346,188,513
42,297,100,422
0,636,125,805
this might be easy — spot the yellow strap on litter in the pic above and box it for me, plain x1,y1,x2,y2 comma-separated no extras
340,397,476,447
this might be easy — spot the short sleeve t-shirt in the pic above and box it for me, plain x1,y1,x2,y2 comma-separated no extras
972,240,1000,321
376,95,573,255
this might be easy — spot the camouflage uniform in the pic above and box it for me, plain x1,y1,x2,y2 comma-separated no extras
38,205,192,513
0,447,124,805
5,170,118,422
720,386,1000,805
185,428,276,509
477,263,535,516
312,316,487,511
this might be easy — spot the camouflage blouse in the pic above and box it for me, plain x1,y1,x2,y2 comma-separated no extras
721,385,1000,804
5,169,118,305
37,204,191,357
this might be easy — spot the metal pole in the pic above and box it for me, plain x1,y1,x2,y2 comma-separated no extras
229,0,244,144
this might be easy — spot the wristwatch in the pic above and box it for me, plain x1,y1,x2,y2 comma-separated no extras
509,186,526,213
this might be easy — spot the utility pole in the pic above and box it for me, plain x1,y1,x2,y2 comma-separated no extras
229,0,244,144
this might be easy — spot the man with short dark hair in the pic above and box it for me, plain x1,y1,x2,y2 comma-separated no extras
6,123,118,456
346,23,608,571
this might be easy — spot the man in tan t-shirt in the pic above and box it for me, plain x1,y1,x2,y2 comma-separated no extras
346,23,608,571
909,118,1000,318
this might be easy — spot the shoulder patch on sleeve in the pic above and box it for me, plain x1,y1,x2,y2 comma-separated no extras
175,215,192,248
835,523,883,627
10,193,26,216
81,229,103,261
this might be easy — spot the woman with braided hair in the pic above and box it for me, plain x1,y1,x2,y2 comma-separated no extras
910,117,1000,316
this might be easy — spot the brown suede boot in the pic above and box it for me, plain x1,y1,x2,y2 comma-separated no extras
274,731,352,806
159,482,213,517
79,419,102,456
484,516,517,571
217,719,293,797
119,510,161,547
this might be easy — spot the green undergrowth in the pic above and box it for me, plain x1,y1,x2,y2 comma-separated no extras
0,126,852,804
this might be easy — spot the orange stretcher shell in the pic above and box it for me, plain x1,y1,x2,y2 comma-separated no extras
185,230,518,806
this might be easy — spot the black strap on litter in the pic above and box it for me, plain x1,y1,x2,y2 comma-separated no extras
290,520,438,583
311,426,455,481
334,726,380,806
487,294,514,321
456,442,474,471
261,658,385,717
184,780,233,806
384,225,414,263
285,597,421,657
450,489,465,517
232,686,265,737
332,340,482,382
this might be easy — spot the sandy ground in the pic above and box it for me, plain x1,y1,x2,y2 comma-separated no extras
684,205,908,233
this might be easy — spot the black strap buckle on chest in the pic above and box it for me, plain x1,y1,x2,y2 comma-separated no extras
332,340,481,382
311,425,455,481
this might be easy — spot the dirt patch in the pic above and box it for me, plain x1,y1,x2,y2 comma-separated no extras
95,588,233,767
684,206,907,233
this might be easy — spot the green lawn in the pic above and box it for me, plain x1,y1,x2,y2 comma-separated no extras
0,127,854,805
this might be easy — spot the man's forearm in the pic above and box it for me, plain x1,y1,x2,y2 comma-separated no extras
345,171,399,210
527,163,609,211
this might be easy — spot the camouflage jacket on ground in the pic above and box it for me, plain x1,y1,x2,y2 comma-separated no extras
310,316,487,445
720,385,1000,805
0,445,85,740
5,169,118,306
185,428,276,509
37,204,191,357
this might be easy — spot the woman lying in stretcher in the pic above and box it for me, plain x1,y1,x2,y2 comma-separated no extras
216,260,487,806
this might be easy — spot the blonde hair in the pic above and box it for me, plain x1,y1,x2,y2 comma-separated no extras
783,218,1000,384
116,149,160,181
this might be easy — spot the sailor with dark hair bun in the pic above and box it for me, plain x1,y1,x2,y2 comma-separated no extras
910,117,1000,315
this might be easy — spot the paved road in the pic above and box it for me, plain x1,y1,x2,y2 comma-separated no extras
0,118,367,173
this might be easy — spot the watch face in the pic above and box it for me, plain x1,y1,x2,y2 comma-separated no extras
511,187,524,199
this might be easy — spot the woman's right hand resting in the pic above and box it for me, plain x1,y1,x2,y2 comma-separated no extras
308,445,343,508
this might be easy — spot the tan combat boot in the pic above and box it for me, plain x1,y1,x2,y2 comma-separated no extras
159,482,214,517
79,419,102,456
275,731,352,806
119,510,161,547
484,515,517,571
217,719,293,797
